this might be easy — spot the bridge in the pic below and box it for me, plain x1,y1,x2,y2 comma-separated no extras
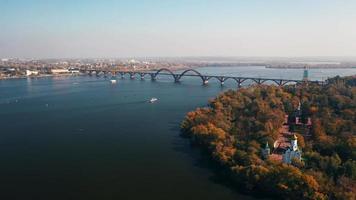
82,68,323,87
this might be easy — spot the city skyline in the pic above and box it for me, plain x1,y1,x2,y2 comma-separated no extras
1,0,356,58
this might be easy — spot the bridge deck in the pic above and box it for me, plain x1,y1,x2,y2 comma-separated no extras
154,72,304,82
83,68,324,85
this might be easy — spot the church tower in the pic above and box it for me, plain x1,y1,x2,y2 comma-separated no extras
262,142,270,159
291,134,298,151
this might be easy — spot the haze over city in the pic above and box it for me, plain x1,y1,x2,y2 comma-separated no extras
1,0,356,58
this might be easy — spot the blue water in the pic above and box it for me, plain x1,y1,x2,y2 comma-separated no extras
0,66,355,200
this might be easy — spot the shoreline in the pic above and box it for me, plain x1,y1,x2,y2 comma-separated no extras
266,66,356,69
0,66,192,81
0,73,83,81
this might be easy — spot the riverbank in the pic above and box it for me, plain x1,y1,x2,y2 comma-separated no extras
0,73,82,80
266,66,356,69
0,66,192,81
180,76,356,200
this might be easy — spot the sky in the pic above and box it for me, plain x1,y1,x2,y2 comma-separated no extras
1,0,356,58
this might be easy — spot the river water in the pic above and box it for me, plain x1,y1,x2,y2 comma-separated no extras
0,66,355,200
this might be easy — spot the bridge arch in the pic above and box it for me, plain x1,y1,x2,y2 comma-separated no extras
154,68,177,81
223,77,240,84
207,76,224,82
205,76,235,85
212,77,247,87
253,79,283,86
105,71,115,77
280,80,298,86
117,71,134,78
138,72,151,79
178,69,205,82
179,69,202,77
155,68,175,76
251,78,267,85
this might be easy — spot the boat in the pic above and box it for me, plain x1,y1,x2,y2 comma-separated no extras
149,97,158,103
110,79,117,84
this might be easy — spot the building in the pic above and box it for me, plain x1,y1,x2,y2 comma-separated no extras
303,65,309,81
266,100,307,164
6,67,16,72
0,71,5,78
261,142,271,159
26,69,39,76
282,134,302,164
68,68,80,73
50,69,70,74
287,100,312,126
265,127,303,164
295,101,302,124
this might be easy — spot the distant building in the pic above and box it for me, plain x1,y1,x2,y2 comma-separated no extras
6,67,16,72
282,134,302,164
303,65,309,81
3,67,16,76
50,69,70,74
128,59,139,64
68,68,80,73
26,69,39,76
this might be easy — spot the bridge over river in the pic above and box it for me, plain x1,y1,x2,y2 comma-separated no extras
82,68,324,87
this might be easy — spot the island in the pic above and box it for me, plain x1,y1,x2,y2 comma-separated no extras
181,76,356,200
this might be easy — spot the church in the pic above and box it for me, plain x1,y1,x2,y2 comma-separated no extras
261,134,302,164
261,98,308,164
282,134,302,164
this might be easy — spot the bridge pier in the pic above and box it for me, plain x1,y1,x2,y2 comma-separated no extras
150,74,156,81
129,72,135,79
202,76,209,85
276,80,283,87
236,78,244,88
173,75,180,83
254,79,262,85
218,77,226,86
95,71,101,77
140,73,145,80
110,71,116,78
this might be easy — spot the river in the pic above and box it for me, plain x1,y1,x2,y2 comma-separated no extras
0,66,355,200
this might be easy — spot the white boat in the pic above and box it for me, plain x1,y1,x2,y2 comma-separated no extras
149,97,158,103
110,79,117,84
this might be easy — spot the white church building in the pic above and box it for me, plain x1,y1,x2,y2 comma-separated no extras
282,134,302,164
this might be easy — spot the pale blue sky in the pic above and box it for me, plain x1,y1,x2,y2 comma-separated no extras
1,0,356,58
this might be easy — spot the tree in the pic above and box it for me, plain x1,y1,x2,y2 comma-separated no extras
181,76,356,200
